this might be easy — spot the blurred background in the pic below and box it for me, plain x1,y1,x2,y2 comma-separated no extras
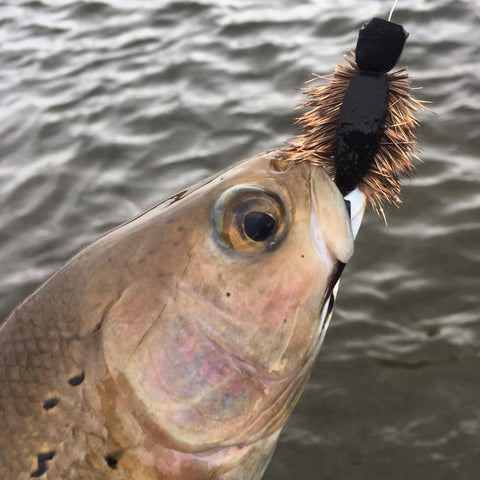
1,0,479,478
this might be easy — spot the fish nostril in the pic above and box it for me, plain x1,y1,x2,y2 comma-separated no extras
105,455,119,469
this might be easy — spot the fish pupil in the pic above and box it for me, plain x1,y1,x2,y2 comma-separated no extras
243,211,276,241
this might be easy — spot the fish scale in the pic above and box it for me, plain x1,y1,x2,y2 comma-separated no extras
0,267,110,477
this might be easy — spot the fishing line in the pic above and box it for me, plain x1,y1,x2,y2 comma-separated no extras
388,0,399,21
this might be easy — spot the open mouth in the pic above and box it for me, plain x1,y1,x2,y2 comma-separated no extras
312,186,366,350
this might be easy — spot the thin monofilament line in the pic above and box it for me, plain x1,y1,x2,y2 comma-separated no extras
388,0,399,21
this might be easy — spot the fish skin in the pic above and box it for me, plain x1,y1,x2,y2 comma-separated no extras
0,150,358,479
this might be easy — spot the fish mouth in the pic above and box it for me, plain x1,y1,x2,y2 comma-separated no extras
309,166,357,266
309,169,366,352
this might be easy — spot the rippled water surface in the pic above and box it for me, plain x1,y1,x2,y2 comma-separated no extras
1,0,480,478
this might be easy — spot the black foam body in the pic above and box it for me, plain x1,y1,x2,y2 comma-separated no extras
356,17,408,73
335,73,388,196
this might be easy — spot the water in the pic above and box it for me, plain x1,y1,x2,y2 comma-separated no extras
1,0,479,478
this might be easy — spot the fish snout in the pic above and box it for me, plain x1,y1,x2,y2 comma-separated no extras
309,166,365,266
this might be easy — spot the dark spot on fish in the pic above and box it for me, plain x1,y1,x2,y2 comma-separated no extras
43,398,59,410
301,254,305,258
165,189,188,206
105,455,118,469
30,451,55,477
283,318,287,324
226,292,231,297
68,371,85,386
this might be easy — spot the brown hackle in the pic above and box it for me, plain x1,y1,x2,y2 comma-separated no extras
287,54,427,218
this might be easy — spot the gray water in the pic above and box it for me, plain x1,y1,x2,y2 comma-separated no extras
1,0,479,478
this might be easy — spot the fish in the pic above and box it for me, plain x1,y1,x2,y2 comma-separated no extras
0,12,425,477
0,150,365,479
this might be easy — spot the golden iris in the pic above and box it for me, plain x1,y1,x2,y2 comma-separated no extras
212,184,288,254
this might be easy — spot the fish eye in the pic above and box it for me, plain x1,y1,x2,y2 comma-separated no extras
212,184,288,254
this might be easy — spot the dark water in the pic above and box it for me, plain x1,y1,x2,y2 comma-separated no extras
1,0,480,478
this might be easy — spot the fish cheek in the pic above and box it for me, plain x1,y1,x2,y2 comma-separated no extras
181,235,328,380
100,280,247,449
101,281,171,380
100,281,194,447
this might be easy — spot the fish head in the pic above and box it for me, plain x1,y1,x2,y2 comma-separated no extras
100,152,365,455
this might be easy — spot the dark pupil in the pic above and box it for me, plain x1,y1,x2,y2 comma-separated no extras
243,211,276,241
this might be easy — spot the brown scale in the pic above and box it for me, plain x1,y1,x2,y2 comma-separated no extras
287,53,428,218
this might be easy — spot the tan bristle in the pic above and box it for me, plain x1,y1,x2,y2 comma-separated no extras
287,53,428,217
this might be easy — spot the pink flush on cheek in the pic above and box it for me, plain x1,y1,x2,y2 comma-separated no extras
179,324,233,386
200,351,232,385
179,324,204,362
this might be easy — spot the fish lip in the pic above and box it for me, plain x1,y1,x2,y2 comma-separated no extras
309,168,355,265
